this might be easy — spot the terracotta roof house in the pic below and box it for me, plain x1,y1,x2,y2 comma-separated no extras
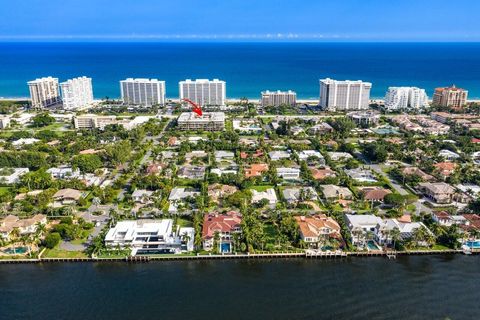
359,187,391,202
400,167,434,182
310,167,337,180
244,163,268,178
463,214,480,230
434,162,457,179
207,184,238,203
202,211,242,253
240,150,264,159
295,215,342,248
167,136,178,147
145,163,165,175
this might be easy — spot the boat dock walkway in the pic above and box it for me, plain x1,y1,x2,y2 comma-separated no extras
0,249,477,264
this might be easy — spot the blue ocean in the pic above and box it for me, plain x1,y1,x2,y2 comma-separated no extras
0,42,479,99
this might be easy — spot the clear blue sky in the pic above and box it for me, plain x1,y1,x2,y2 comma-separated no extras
1,0,480,41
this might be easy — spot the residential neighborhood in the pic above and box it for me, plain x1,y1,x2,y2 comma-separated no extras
1,95,480,260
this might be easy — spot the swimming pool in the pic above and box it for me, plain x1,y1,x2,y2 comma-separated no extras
2,246,28,255
367,241,380,251
464,241,480,249
221,243,231,253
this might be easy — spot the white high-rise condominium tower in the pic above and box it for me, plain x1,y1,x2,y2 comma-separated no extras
28,77,61,109
120,78,166,106
384,87,429,111
60,76,94,110
319,78,372,111
261,90,297,107
179,79,226,106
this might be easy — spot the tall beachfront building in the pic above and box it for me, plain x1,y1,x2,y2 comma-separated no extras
120,78,166,106
179,79,226,106
432,85,468,108
261,90,297,107
27,77,61,109
60,76,94,110
384,87,429,111
319,78,371,111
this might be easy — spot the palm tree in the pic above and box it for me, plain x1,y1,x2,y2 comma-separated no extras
390,227,401,250
213,231,220,254
9,227,21,255
181,231,191,246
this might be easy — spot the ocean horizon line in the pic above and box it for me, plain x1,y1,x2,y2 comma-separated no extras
2,40,480,44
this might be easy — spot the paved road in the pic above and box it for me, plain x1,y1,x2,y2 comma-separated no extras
116,119,171,201
366,164,408,196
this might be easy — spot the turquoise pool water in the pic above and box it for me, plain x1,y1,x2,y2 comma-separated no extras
367,241,380,250
2,246,28,254
465,241,480,249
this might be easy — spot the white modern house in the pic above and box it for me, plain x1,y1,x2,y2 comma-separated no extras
251,188,278,208
0,168,29,184
345,168,377,183
438,149,460,160
168,187,201,214
268,150,291,161
105,219,194,255
47,166,81,180
328,152,353,161
276,167,301,180
345,214,382,246
297,150,325,164
376,219,432,245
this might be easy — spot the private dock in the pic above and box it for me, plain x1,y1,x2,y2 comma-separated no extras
0,249,477,264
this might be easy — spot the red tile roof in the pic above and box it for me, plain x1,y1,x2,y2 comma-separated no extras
202,212,242,239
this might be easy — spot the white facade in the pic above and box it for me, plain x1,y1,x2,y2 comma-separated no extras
179,79,226,106
0,168,29,184
0,115,11,129
251,189,278,207
177,112,225,131
384,87,429,111
261,90,296,107
28,77,61,108
120,78,166,106
319,78,371,111
73,114,151,130
105,219,194,255
276,167,301,180
60,76,94,110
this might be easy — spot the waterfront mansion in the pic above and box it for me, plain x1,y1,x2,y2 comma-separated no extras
105,219,194,255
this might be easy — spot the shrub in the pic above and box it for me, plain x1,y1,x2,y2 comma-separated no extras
44,232,61,249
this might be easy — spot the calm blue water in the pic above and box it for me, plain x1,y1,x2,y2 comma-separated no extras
1,256,480,319
0,42,480,99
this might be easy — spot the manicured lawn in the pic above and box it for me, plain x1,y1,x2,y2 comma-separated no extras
0,187,11,196
431,244,453,251
250,185,274,192
43,247,88,258
175,217,193,228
